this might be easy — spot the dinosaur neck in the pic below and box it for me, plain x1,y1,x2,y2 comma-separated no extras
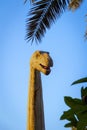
27,66,45,130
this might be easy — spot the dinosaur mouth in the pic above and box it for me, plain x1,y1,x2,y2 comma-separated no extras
40,64,50,72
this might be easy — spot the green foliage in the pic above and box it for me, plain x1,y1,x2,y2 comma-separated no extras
60,87,87,130
81,87,87,99
60,109,78,127
71,77,87,85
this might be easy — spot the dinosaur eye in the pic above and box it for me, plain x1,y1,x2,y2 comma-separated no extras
46,52,49,54
82,95,87,104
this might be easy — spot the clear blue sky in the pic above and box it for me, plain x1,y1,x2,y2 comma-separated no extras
0,1,87,130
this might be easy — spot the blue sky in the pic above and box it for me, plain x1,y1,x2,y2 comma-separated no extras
0,0,87,130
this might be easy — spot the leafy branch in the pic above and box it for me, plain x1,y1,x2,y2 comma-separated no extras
60,87,87,130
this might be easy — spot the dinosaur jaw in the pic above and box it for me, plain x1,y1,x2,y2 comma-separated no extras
40,64,51,75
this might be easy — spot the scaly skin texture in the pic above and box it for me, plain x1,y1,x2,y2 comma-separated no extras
27,51,53,130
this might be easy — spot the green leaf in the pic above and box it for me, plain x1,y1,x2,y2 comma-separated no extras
77,113,87,122
60,109,77,122
64,122,74,127
63,96,87,121
64,96,74,107
71,77,87,85
60,109,78,129
61,87,87,130
64,96,83,108
77,120,87,130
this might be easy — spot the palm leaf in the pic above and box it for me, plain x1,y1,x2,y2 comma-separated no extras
85,14,87,40
24,0,35,4
85,30,87,40
26,0,69,43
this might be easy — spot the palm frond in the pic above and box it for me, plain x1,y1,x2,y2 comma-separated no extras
26,0,69,43
85,30,87,40
24,0,35,4
69,0,83,11
85,14,87,40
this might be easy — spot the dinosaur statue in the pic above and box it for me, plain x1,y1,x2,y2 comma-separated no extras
27,50,53,130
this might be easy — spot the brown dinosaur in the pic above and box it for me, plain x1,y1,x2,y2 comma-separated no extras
27,50,53,130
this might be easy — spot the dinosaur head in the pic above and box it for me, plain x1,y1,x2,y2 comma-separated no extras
30,50,53,75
